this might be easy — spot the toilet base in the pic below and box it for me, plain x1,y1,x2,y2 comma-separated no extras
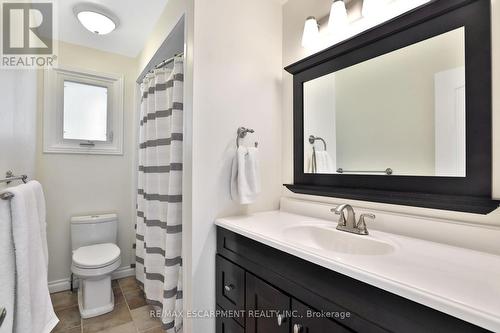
77,276,115,319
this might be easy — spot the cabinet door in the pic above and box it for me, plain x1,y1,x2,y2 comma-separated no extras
245,273,290,333
217,306,245,333
291,299,352,333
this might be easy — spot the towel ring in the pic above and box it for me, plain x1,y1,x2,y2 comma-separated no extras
309,135,327,151
236,127,258,148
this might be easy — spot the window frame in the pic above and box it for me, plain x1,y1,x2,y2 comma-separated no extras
43,66,124,155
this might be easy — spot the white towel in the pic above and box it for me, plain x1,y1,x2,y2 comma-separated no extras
8,181,58,333
314,151,335,173
0,196,15,333
230,146,261,204
26,181,49,266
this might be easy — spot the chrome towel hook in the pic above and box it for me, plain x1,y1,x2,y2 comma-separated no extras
236,127,258,148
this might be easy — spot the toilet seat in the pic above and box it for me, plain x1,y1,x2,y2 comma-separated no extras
72,243,121,269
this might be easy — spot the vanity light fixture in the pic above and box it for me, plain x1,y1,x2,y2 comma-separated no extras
74,4,119,35
328,0,348,32
302,16,320,49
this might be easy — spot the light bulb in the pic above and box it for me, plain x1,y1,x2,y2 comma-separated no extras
302,16,320,49
328,0,348,32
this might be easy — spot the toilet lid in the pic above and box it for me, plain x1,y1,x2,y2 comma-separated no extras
73,243,121,269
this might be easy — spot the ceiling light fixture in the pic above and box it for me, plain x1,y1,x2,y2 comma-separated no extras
74,4,119,35
328,0,348,32
302,16,320,49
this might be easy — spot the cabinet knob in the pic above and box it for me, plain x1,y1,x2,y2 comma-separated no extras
293,323,303,333
277,313,286,326
224,284,234,292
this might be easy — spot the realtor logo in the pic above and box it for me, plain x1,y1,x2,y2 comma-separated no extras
1,0,57,68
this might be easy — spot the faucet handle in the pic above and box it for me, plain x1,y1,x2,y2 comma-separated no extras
356,213,375,235
330,207,346,226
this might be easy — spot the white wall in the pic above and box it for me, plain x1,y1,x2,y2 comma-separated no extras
0,70,37,186
283,0,500,226
37,41,138,283
191,0,283,331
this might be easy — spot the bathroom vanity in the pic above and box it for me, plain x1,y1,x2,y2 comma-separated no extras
215,207,499,333
213,1,500,331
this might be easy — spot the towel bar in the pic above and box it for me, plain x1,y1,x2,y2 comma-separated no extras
0,170,27,185
0,170,29,200
337,168,393,175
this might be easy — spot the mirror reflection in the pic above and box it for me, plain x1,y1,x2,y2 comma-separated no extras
304,27,465,177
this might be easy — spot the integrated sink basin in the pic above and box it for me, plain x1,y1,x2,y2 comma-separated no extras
282,224,395,255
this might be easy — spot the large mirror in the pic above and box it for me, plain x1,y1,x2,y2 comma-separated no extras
304,28,465,177
286,0,496,214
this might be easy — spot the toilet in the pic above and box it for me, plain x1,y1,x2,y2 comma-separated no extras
70,214,121,318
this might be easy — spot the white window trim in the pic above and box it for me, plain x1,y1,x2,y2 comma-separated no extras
43,65,124,155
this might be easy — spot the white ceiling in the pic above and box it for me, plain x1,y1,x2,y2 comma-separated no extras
56,0,168,57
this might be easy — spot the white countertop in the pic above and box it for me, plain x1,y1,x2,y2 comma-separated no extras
215,210,500,331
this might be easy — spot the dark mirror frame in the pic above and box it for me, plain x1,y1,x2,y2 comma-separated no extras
284,0,499,214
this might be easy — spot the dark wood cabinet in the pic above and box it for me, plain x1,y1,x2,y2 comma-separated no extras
217,306,245,333
216,227,488,333
291,299,352,333
246,273,290,333
216,256,245,326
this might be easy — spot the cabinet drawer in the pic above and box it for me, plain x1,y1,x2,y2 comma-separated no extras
217,255,245,325
217,306,244,333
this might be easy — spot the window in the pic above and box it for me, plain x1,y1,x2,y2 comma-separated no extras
44,66,123,154
63,81,108,142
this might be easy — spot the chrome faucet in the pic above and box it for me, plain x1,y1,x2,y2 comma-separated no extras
331,204,375,235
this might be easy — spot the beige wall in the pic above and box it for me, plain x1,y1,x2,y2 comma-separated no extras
37,41,138,283
283,0,500,225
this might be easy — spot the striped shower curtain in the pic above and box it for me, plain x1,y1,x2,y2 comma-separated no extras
135,57,183,333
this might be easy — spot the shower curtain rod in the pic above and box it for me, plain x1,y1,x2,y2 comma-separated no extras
152,52,184,71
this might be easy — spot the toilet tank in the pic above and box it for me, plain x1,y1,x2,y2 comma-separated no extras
71,214,118,250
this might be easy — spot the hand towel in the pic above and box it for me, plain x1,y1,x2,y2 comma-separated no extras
0,195,15,333
315,151,335,173
230,146,261,204
8,182,58,333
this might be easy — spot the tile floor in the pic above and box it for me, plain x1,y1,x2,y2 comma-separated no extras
50,276,163,333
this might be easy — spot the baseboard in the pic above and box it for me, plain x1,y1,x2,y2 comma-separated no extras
48,266,135,293
111,266,135,280
48,278,71,293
